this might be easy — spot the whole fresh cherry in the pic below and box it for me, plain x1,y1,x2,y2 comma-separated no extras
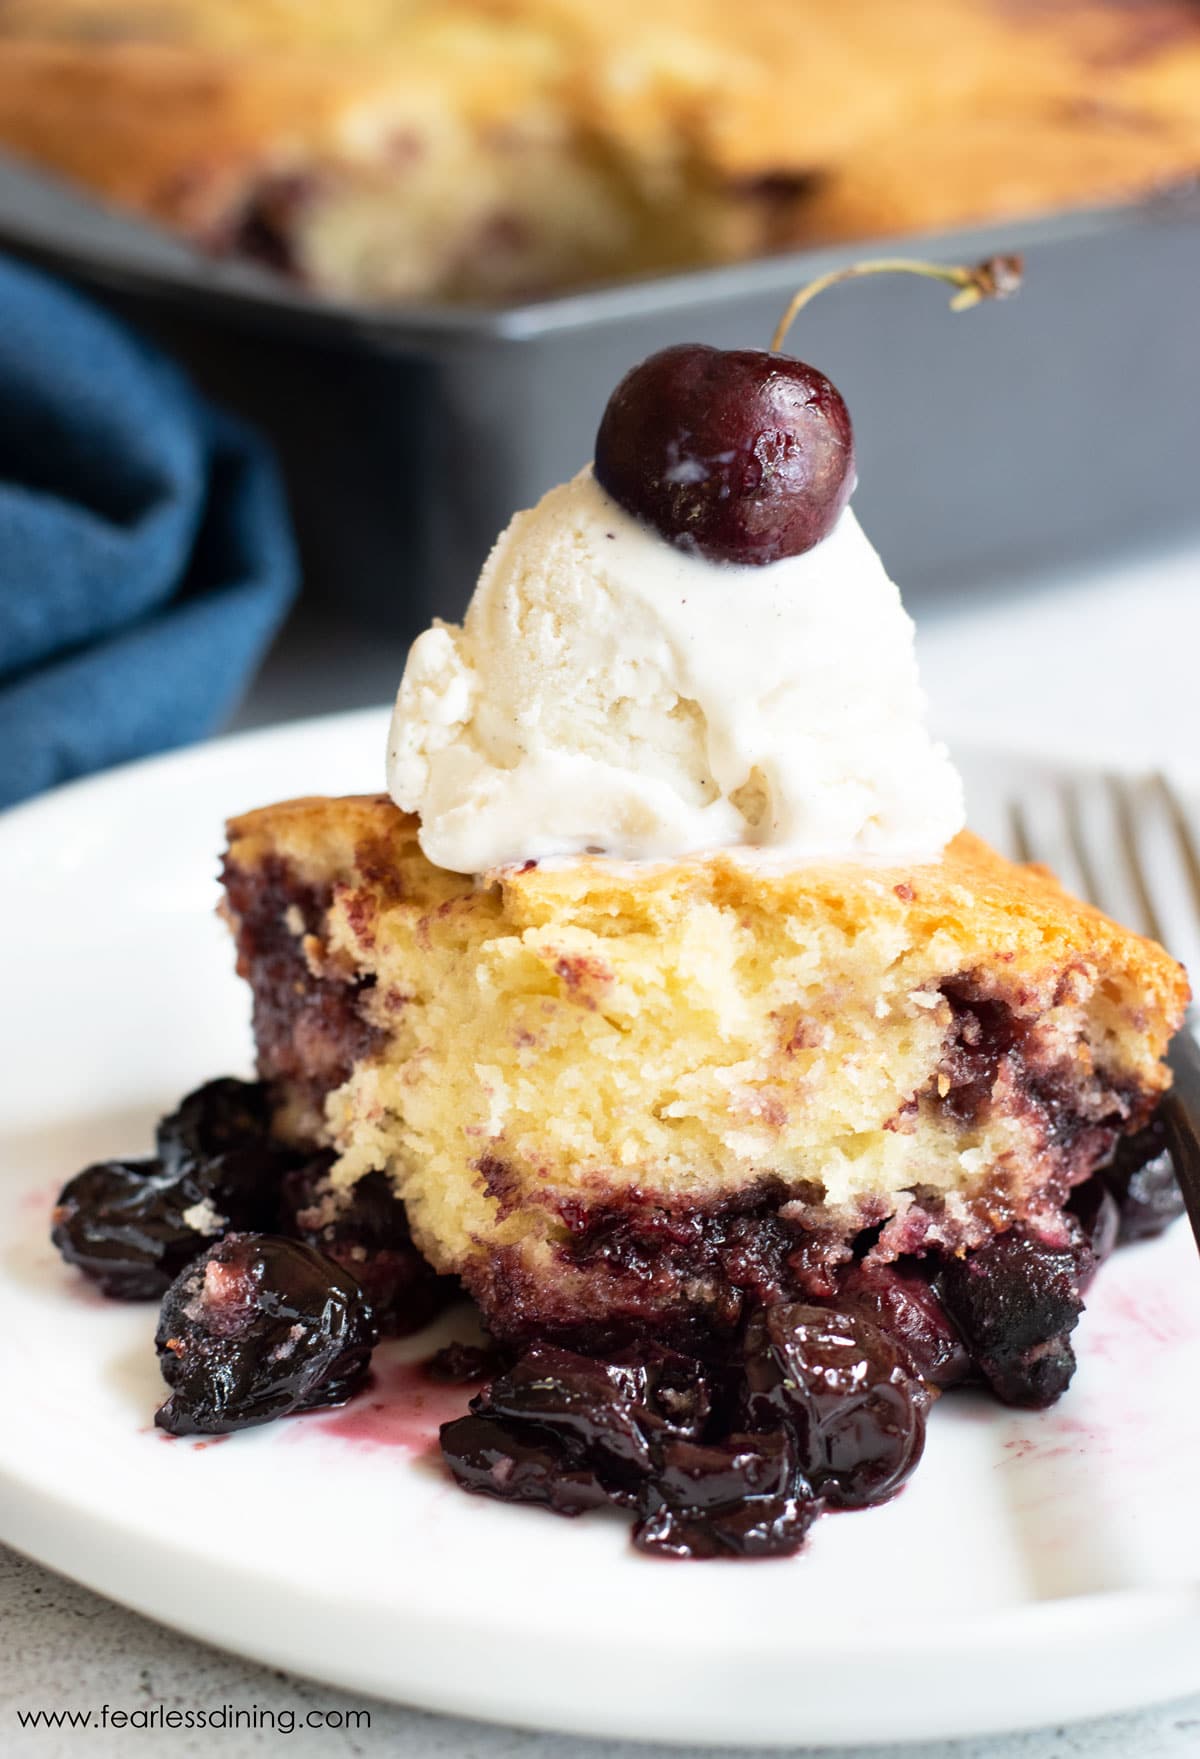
594,344,854,566
593,255,1020,568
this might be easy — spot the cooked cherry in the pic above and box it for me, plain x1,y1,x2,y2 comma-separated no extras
635,1491,817,1560
836,1261,970,1389
154,1233,378,1435
52,1160,193,1300
593,344,854,566
1101,1114,1185,1243
439,1306,926,1552
739,1303,926,1507
423,1342,507,1384
937,1224,1089,1409
634,1432,817,1559
479,1346,709,1496
156,1077,273,1171
650,1431,795,1511
439,1413,610,1516
51,1078,292,1300
52,1156,243,1301
1067,1178,1120,1285
439,1344,715,1528
157,1077,296,1220
279,1160,450,1336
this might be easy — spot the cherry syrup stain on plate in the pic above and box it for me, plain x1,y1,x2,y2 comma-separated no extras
995,1238,1200,1534
309,1351,478,1459
153,1430,233,1449
1095,1281,1200,1353
998,1415,1101,1475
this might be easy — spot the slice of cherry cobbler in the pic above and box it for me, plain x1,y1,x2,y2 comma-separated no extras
53,261,1192,1556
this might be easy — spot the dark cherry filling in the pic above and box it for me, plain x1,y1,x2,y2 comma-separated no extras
52,1159,207,1302
50,1079,446,1349
440,1341,823,1557
456,1347,710,1497
739,1304,927,1508
441,1214,1104,1550
936,1220,1092,1409
279,1157,452,1337
937,984,1021,1124
156,1077,278,1175
1067,1178,1120,1285
436,1414,612,1516
1097,1112,1186,1243
936,978,1135,1182
155,1233,378,1436
221,855,383,1110
440,1299,929,1555
555,1183,802,1335
635,1433,818,1560
49,1053,1185,1557
423,1342,507,1384
51,1078,295,1300
833,1261,971,1390
476,1179,855,1354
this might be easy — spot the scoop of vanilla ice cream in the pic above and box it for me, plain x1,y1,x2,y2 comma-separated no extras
387,467,964,873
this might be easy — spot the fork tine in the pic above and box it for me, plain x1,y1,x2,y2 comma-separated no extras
1108,773,1163,940
1059,779,1104,907
1009,780,1092,901
1114,772,1200,987
1162,776,1200,998
1065,772,1153,936
1011,769,1200,1255
1008,798,1033,866
1156,772,1200,906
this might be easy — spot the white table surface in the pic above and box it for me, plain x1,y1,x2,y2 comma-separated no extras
6,539,1200,1758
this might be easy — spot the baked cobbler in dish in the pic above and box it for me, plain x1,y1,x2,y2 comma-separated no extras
1,1,1199,302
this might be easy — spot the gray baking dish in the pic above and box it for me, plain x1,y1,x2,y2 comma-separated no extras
1,154,1197,638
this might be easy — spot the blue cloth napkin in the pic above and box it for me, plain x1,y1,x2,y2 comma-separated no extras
0,256,297,809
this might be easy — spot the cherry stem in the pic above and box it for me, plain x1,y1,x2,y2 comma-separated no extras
769,254,1023,355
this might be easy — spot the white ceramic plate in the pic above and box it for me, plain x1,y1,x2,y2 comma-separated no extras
3,709,1200,1749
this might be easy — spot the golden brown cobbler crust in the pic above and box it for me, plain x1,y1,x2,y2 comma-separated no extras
225,791,1189,1028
